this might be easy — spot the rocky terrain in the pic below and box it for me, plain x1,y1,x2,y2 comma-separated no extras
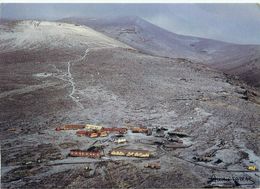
61,16,260,88
0,20,260,188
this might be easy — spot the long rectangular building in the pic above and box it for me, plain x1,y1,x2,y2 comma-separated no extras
109,148,150,158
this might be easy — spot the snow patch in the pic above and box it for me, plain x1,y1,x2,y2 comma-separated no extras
0,20,132,53
33,72,52,78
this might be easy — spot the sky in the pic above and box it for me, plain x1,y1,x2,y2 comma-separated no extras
1,3,260,45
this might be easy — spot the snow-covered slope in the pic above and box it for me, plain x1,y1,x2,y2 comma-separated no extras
0,20,131,53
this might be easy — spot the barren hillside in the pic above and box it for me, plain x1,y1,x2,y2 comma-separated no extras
61,17,260,88
0,20,260,188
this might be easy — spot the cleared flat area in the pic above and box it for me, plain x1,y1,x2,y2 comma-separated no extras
0,21,260,188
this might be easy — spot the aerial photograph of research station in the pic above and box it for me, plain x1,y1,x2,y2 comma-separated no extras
0,3,260,188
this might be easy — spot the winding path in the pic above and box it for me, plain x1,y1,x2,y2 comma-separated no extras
67,48,89,109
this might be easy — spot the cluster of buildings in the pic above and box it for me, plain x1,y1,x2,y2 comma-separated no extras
56,123,153,159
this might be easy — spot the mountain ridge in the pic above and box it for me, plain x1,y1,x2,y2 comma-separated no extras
60,16,260,88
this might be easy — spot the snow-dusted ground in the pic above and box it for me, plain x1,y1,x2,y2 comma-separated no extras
0,21,131,52
0,21,133,108
61,17,260,88
1,20,259,188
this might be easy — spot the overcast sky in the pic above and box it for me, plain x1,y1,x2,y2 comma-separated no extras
1,3,260,45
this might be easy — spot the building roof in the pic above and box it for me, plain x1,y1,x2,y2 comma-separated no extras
110,148,150,153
